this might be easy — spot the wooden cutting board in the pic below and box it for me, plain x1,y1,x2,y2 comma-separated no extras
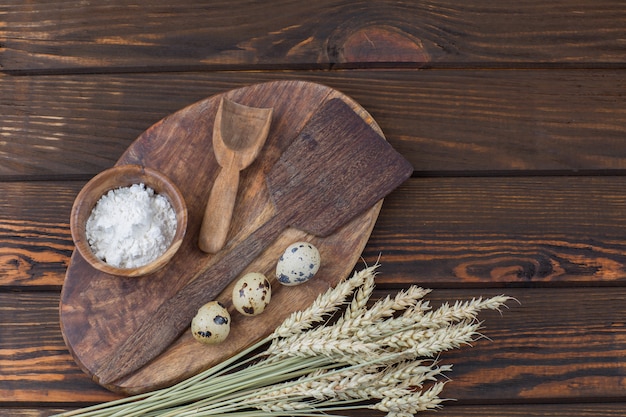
59,80,391,394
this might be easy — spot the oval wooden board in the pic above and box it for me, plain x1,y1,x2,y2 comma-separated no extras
60,80,385,394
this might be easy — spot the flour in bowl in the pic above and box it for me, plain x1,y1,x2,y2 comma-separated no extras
85,183,177,268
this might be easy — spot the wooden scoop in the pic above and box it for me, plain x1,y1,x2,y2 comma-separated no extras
199,97,273,253
95,98,413,385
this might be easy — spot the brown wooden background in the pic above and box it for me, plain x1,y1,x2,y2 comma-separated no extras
2,1,626,416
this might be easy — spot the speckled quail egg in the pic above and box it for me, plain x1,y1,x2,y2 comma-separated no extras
191,301,231,344
276,241,321,286
232,272,272,316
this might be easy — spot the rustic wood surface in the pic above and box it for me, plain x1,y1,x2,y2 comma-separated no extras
60,81,405,393
2,0,626,416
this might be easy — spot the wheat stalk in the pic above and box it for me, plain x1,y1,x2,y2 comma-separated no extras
55,264,512,417
271,265,377,339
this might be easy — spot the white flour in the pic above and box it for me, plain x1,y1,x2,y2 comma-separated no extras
85,183,177,269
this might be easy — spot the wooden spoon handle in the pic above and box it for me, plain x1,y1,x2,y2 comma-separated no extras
198,164,240,253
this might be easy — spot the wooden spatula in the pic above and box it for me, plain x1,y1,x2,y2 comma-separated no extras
199,97,273,253
95,98,413,385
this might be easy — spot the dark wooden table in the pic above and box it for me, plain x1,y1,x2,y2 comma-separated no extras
2,1,626,416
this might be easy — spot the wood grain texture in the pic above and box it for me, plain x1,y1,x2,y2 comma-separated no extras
59,81,395,393
3,404,626,417
0,182,80,287
367,176,626,286
0,411,70,417
8,176,626,289
4,404,626,417
0,292,120,404
4,288,626,404
3,70,626,179
2,0,626,72
2,0,626,413
430,288,626,401
420,404,626,417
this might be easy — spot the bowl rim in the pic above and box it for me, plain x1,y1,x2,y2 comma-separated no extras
70,164,188,277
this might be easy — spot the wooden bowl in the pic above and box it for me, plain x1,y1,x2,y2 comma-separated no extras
70,165,188,277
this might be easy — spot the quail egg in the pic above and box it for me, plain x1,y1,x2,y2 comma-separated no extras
276,241,321,286
191,301,231,344
232,272,272,316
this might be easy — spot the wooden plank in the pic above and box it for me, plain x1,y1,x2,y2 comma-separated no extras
0,181,80,288
0,292,120,403
2,1,626,72
2,70,626,178
4,403,626,417
421,404,626,417
433,288,626,401
6,176,626,288
0,411,68,417
369,176,626,286
2,288,626,404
